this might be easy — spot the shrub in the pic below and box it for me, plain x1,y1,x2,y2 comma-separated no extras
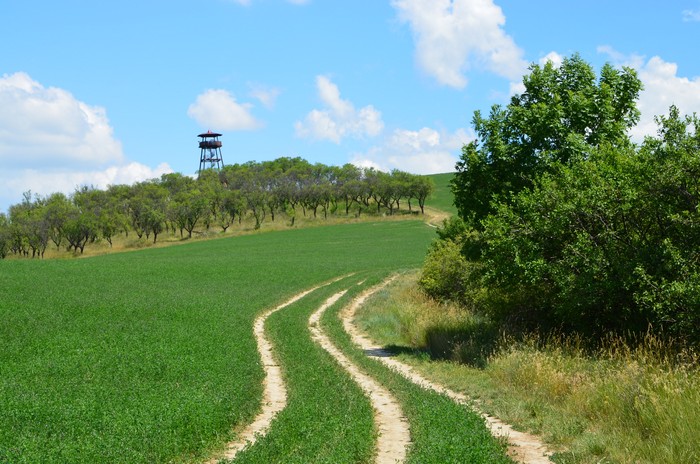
419,238,471,304
480,108,700,341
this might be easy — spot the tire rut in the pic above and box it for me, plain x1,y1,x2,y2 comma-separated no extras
341,277,554,464
206,285,321,463
308,290,411,464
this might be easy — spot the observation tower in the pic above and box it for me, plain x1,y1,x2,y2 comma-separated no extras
197,131,224,174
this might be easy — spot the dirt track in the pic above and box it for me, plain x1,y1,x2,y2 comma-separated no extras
309,290,411,464
341,278,554,464
205,286,320,463
206,275,553,463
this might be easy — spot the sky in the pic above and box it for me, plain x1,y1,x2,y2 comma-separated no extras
1,0,700,213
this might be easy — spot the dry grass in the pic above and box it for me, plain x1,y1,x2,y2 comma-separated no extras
355,271,700,464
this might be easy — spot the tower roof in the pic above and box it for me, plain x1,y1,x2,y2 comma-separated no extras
198,130,222,138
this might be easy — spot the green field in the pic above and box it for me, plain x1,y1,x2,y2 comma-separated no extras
0,220,512,463
427,172,457,216
1,221,441,463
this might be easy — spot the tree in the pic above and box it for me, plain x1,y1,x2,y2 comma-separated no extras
412,175,434,214
0,213,9,259
452,54,642,228
63,204,95,254
43,192,72,250
171,189,208,238
8,192,49,258
336,163,363,215
128,181,168,241
478,106,700,342
196,169,224,229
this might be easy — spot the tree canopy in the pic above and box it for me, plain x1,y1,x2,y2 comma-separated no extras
0,158,434,256
424,54,700,344
452,54,642,228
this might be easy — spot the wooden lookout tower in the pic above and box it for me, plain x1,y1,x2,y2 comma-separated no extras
197,131,224,174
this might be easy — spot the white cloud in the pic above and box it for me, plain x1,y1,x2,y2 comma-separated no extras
0,162,173,213
683,8,700,21
392,0,527,89
633,57,700,140
0,72,176,213
187,89,262,131
248,83,281,109
351,127,473,174
295,76,384,143
598,48,700,141
0,72,124,167
539,51,564,68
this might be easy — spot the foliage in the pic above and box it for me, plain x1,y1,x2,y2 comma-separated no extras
429,53,700,344
419,234,473,306
451,54,641,228
480,107,700,340
1,157,433,258
0,213,9,258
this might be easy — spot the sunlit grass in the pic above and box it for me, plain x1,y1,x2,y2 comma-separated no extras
0,220,434,463
425,172,456,216
354,271,700,464
231,276,376,464
322,274,513,463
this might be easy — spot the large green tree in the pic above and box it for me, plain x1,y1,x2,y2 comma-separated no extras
452,54,642,227
478,106,700,341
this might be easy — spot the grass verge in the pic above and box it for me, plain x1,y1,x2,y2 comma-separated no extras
353,271,700,464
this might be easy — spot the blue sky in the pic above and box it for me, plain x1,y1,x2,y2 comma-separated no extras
1,0,699,213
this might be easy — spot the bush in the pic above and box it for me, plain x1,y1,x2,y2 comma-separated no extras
419,238,471,304
480,108,700,342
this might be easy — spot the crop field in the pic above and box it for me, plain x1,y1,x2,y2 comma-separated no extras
425,172,457,216
0,219,512,463
0,221,422,462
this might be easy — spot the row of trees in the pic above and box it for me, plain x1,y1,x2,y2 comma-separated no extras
0,159,434,259
421,54,700,344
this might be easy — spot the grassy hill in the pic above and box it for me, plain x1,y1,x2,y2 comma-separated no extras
426,172,457,216
0,221,436,463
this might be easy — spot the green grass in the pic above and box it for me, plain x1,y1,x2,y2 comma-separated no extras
320,276,513,463
0,221,434,463
426,172,457,216
231,275,376,463
354,272,700,464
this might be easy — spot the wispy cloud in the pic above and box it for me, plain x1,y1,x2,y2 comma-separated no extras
248,83,281,109
187,89,262,131
352,126,473,174
682,8,700,21
295,76,383,143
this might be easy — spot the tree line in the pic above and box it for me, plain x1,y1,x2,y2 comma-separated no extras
0,159,434,258
421,53,700,345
